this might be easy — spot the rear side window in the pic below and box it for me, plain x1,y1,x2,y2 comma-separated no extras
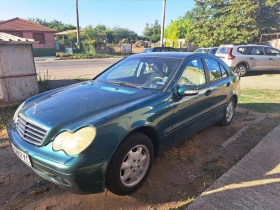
216,47,230,54
219,65,229,78
205,58,222,81
250,47,264,55
237,47,249,55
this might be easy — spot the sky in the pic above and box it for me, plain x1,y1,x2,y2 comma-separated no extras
1,0,195,35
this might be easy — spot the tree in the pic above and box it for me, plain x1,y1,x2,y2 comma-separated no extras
164,15,192,47
190,0,280,47
143,20,161,43
28,18,76,32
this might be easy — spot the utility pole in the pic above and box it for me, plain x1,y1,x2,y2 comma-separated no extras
160,0,166,47
76,0,81,50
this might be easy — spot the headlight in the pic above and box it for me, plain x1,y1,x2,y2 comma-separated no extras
52,126,96,156
13,101,25,123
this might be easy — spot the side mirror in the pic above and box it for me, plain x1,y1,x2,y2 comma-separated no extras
178,85,199,96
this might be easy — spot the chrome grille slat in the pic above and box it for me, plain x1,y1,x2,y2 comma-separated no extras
16,125,25,136
25,124,46,134
16,114,49,145
24,128,45,138
17,120,26,131
24,132,42,143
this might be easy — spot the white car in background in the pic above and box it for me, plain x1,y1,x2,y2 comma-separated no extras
215,44,280,76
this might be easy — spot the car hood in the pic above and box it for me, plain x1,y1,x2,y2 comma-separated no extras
21,81,157,133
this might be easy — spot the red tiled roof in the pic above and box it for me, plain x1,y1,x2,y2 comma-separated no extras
0,17,56,33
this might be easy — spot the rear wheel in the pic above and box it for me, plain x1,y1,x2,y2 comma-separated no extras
219,98,236,126
234,64,247,77
105,132,154,196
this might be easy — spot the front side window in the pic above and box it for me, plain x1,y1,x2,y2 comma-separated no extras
264,47,280,56
96,57,182,90
205,58,222,81
33,33,45,44
178,59,206,86
250,47,264,55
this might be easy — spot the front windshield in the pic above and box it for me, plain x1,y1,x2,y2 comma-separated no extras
96,56,182,90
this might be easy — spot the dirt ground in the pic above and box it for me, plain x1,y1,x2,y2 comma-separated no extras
1,67,280,210
1,110,279,210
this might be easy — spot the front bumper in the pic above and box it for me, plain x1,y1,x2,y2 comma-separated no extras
7,120,113,194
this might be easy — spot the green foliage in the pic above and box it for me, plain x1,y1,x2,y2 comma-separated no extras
28,18,76,32
82,24,139,47
143,20,161,43
164,15,192,47
189,0,280,47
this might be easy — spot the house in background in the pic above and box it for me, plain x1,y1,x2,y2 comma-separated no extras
0,17,56,57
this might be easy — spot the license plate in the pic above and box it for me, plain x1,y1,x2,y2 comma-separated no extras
11,143,32,167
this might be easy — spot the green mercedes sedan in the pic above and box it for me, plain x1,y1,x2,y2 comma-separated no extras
7,52,240,195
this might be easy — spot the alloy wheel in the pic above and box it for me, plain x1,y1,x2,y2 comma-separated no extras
120,145,150,187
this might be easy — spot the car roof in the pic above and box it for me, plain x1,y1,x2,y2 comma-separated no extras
197,47,218,49
133,52,191,59
219,44,270,47
131,52,219,59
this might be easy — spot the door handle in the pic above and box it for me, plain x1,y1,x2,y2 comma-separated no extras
205,90,212,96
250,58,255,60
226,82,231,87
269,58,274,61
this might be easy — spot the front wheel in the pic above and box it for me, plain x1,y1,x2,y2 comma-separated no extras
234,64,247,77
219,98,236,126
105,132,154,195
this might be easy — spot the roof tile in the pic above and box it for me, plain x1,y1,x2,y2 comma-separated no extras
0,17,56,32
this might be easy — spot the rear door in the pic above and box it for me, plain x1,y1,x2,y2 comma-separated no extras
203,57,231,117
248,46,269,70
264,47,280,70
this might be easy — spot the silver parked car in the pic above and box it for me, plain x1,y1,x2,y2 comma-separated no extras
216,44,280,76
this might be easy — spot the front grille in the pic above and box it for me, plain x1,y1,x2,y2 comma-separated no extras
16,114,48,145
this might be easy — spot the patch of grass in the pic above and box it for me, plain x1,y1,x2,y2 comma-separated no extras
57,53,123,60
187,156,195,163
238,89,280,113
202,158,225,179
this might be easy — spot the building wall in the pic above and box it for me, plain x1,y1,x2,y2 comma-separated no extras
22,32,56,56
22,32,55,49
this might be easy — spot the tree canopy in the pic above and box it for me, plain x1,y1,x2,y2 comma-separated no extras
28,18,76,32
143,20,161,43
189,0,280,47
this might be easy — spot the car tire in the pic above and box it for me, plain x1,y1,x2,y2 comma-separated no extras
219,97,236,126
234,64,247,77
105,132,154,196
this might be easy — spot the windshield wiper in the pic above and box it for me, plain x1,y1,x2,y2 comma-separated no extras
107,80,143,89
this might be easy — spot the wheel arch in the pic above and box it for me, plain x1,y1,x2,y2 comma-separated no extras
235,61,250,70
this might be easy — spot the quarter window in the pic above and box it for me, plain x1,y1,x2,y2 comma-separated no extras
237,47,249,55
205,58,222,81
179,59,206,86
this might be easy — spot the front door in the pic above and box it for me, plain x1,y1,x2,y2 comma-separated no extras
171,58,213,142
264,47,280,70
248,46,269,70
